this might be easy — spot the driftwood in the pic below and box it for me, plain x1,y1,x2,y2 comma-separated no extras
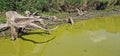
75,8,87,16
25,10,40,18
68,17,74,25
0,11,58,40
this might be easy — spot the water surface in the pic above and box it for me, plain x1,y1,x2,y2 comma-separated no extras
0,15,120,56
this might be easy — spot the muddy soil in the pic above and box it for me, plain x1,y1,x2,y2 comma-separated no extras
0,10,120,37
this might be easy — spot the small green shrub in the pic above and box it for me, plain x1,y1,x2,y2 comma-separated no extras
0,0,120,13
0,17,6,23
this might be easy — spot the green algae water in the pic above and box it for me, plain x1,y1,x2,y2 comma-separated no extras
0,15,120,56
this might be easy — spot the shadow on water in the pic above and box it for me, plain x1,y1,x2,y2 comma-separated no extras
20,36,56,44
19,32,56,44
22,32,47,36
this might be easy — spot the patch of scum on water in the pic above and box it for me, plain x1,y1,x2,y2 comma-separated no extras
0,15,120,56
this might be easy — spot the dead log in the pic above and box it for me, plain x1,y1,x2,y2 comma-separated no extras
0,24,10,37
0,23,9,31
1,11,58,40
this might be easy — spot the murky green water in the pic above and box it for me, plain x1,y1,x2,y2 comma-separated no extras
0,15,120,56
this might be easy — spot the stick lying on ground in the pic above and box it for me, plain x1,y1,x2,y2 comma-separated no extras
0,11,58,40
75,8,86,16
68,17,74,25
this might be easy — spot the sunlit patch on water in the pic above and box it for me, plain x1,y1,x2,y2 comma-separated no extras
88,30,107,43
87,30,120,43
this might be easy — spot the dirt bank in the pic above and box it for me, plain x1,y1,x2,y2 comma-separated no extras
0,10,120,37
58,10,120,22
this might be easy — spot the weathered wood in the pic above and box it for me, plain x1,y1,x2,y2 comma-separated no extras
76,8,84,16
0,23,8,31
0,11,58,40
68,17,74,25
